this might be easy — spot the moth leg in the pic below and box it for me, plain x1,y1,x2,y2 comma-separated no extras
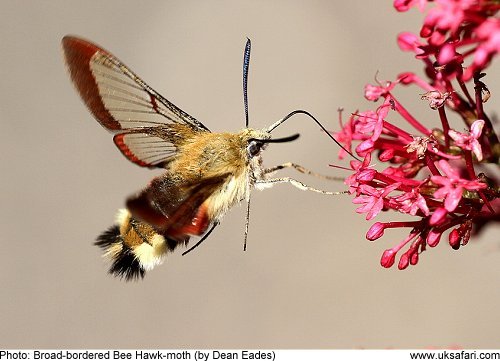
264,162,344,181
243,195,251,251
256,177,347,195
182,222,219,256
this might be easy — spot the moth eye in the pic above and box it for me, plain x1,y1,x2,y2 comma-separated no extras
247,140,263,157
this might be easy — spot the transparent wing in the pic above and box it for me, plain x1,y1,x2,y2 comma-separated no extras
62,36,209,167
113,131,178,168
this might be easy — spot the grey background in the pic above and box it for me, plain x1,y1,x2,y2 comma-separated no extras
1,0,499,349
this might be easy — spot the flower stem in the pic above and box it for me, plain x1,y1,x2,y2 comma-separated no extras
391,97,432,136
438,106,451,148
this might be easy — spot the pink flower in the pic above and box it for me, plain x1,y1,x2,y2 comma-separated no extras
393,0,427,12
397,32,425,55
391,187,430,216
420,0,472,45
432,160,487,212
438,43,456,65
355,102,391,156
332,112,355,160
463,19,500,80
364,81,396,102
344,153,375,193
353,185,386,220
352,111,379,135
335,0,499,270
352,183,401,220
448,119,485,161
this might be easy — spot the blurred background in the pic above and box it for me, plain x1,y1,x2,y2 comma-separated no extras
1,0,499,349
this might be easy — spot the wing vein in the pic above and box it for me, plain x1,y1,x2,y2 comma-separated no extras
92,69,144,91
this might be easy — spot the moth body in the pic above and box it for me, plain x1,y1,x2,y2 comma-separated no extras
63,36,332,281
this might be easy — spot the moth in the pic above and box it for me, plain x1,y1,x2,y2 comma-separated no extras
62,36,348,280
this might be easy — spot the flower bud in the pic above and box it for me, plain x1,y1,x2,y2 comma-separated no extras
379,149,395,162
357,169,377,182
381,249,397,268
356,139,375,155
410,251,419,265
397,32,419,50
438,44,456,65
366,222,385,241
430,207,447,225
397,72,416,84
426,230,442,247
449,229,461,250
398,253,410,270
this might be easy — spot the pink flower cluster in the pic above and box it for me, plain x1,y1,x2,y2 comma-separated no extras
334,0,500,269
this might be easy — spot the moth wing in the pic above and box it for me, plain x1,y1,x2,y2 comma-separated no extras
62,36,209,168
112,125,194,168
126,173,230,239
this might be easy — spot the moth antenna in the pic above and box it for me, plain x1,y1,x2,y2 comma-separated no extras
182,222,219,256
267,109,360,161
243,38,251,127
243,196,251,251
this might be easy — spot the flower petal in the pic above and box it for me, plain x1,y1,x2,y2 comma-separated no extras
470,119,485,138
444,186,463,212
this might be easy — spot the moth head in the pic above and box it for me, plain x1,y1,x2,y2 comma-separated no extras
240,129,270,158
239,128,300,159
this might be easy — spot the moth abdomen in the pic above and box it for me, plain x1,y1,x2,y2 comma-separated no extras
95,223,145,280
95,209,182,281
